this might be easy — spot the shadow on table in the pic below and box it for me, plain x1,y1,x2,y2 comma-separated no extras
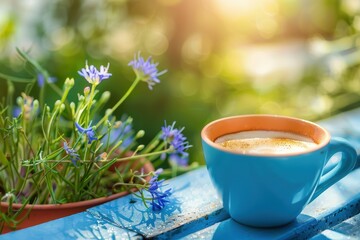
86,196,182,238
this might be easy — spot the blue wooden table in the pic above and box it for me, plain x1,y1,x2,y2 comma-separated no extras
2,109,360,239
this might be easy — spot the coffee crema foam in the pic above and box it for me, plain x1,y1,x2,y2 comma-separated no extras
215,130,318,155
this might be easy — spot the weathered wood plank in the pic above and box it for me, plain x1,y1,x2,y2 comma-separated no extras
179,168,360,240
81,167,227,239
310,213,360,240
0,211,142,240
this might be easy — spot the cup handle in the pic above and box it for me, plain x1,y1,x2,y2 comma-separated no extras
310,137,357,202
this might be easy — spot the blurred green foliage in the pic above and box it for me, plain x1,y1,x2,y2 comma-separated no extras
1,0,360,164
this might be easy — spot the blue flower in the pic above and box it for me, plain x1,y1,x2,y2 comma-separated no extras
37,73,57,88
75,122,98,144
161,121,191,166
128,52,167,90
147,169,172,211
63,142,80,166
78,61,112,85
169,154,188,167
13,107,21,118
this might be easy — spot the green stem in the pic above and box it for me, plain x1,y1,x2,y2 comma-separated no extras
74,167,80,201
157,162,200,178
45,86,71,151
40,82,45,111
46,108,59,151
25,147,173,165
95,77,140,129
85,84,96,127
6,80,14,118
113,182,147,189
142,132,162,154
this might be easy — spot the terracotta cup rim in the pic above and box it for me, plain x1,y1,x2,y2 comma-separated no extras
201,114,331,157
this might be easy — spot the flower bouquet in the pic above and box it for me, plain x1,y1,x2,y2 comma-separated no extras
0,49,193,232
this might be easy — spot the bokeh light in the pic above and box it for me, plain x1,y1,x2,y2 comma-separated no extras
1,0,360,164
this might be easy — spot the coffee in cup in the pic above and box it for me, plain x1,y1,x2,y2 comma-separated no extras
215,130,317,155
201,115,357,227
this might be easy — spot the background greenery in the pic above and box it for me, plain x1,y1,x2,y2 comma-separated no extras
1,0,360,164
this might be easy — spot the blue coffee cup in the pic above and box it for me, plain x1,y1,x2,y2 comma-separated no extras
201,115,357,227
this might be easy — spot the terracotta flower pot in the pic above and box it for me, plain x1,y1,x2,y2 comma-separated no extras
0,160,154,233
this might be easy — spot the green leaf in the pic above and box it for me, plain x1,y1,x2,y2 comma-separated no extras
0,69,34,83
45,147,64,160
0,149,8,167
16,48,48,76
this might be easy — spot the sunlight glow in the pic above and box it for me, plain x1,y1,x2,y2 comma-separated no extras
212,0,257,19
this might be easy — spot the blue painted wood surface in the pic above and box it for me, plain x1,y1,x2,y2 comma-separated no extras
310,213,360,240
180,168,360,240
1,108,360,239
0,211,140,239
